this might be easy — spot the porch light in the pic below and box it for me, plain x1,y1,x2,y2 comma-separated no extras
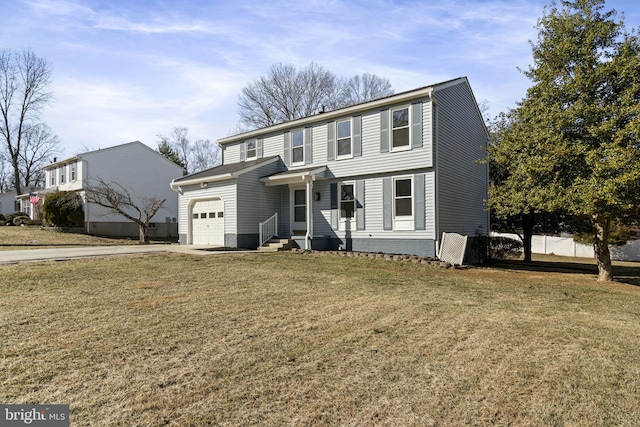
314,192,321,201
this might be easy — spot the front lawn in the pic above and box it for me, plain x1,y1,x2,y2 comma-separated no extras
0,226,142,249
1,252,639,425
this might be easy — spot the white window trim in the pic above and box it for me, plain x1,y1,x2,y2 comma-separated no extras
338,181,356,231
391,106,411,152
393,175,414,230
246,140,257,160
335,119,353,160
291,129,305,166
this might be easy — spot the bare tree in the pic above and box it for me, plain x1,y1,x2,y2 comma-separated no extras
19,122,61,188
238,62,341,129
237,63,395,130
0,49,53,195
339,73,394,106
84,177,166,244
157,127,219,174
190,139,219,172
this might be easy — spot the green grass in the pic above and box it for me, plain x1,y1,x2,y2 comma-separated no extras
1,252,639,426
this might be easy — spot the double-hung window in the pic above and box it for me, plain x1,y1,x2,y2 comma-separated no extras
292,129,304,165
339,182,355,229
336,119,352,159
391,107,410,150
394,176,413,230
60,166,65,184
71,163,77,181
246,140,257,160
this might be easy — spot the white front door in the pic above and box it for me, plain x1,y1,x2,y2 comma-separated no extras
191,199,224,245
291,187,306,235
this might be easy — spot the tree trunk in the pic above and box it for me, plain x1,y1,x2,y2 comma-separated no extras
593,215,613,282
12,156,21,196
522,212,535,263
138,223,149,244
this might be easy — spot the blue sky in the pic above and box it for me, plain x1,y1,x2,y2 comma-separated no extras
2,0,639,157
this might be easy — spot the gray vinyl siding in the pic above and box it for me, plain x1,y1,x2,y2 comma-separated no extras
177,180,238,237
236,160,283,242
263,133,285,159
223,142,242,164
434,81,489,236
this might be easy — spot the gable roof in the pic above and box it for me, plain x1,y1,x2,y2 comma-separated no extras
217,77,468,146
43,141,185,172
170,156,280,189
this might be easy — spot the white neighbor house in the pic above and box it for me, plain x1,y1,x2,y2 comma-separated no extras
171,77,490,261
25,141,185,238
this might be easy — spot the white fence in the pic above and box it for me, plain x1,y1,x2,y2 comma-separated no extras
491,232,640,262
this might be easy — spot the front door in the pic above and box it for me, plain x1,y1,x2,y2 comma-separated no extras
291,187,306,235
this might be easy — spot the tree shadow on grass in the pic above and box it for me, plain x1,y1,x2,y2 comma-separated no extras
487,259,640,287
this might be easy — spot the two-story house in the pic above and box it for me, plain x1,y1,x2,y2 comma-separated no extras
170,77,489,259
26,141,185,238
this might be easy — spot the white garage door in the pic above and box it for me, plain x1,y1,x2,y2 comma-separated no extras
192,199,224,245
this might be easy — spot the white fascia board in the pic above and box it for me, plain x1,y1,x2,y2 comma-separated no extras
260,166,326,186
170,173,233,190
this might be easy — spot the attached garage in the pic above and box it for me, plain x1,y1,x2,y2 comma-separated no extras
191,199,224,245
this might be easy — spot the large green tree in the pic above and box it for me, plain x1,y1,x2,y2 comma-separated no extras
490,0,640,281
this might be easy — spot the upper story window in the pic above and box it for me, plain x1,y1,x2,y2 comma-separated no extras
59,165,65,184
391,107,410,151
246,140,257,160
292,129,304,165
71,163,77,181
50,170,56,186
336,119,352,159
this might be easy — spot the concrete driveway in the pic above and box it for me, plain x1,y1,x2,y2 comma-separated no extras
0,245,250,264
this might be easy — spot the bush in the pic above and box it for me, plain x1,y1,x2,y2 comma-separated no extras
26,219,42,226
12,215,30,226
4,211,26,226
489,236,523,260
42,191,85,227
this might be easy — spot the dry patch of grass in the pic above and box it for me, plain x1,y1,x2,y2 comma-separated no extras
1,252,639,426
0,227,137,249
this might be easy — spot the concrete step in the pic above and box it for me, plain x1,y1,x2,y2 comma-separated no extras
258,238,293,252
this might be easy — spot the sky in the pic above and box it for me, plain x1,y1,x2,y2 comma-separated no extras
1,0,639,158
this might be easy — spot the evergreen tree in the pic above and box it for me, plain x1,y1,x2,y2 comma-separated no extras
489,0,640,281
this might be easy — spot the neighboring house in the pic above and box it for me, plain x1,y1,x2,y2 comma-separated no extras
0,191,19,216
22,141,185,238
171,77,489,260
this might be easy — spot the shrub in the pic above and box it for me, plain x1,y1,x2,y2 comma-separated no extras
489,236,523,260
12,215,30,226
42,191,85,227
4,211,26,226
26,219,42,226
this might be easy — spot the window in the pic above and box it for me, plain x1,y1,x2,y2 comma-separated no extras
50,171,56,186
192,213,198,219
246,140,257,160
209,212,216,218
292,129,304,164
60,166,65,184
71,163,77,181
218,211,224,218
200,213,207,219
394,177,413,218
391,107,410,150
336,119,352,158
340,182,355,223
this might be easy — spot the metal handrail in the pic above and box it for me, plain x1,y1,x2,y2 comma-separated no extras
259,213,278,247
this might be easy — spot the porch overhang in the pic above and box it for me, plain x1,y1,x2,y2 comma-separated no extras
260,166,327,186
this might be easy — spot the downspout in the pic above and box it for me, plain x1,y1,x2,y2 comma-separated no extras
305,177,314,250
429,91,440,256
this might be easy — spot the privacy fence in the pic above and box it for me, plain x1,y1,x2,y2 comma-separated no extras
491,232,640,262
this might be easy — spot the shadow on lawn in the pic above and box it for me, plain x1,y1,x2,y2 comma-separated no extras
488,259,640,287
